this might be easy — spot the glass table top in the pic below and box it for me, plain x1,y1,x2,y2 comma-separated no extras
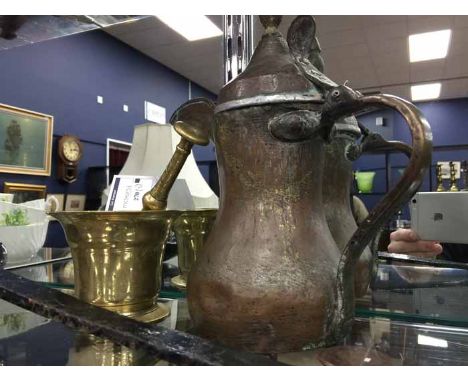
2,248,468,365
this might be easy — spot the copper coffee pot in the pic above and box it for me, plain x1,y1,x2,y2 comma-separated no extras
182,16,432,353
324,118,413,298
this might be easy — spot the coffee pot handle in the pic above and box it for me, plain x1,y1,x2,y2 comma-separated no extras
321,88,433,327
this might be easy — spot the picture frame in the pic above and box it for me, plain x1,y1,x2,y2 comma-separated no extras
3,182,46,204
64,194,86,212
46,193,65,213
0,103,53,176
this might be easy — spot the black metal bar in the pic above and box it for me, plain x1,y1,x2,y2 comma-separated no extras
0,270,282,366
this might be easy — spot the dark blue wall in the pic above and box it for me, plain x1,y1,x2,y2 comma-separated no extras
0,29,217,247
0,29,216,196
355,97,468,215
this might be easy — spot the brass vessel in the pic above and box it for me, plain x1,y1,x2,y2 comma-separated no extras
436,164,445,192
51,211,179,322
449,161,459,192
171,209,217,290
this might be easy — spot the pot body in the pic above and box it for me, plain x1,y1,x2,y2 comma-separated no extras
52,211,176,316
187,106,342,353
323,138,374,298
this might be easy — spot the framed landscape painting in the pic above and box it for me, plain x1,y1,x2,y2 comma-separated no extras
0,103,53,176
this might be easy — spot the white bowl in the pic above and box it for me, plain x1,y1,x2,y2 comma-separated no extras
0,201,48,224
0,221,49,265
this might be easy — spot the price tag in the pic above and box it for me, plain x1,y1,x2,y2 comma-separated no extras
105,175,156,211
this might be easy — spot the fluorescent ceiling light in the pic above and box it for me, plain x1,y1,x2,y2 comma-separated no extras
156,15,222,41
418,334,448,348
409,29,452,62
411,83,441,101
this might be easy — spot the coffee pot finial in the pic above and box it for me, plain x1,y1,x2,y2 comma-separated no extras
259,15,282,32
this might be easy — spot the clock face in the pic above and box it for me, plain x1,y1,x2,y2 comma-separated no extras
62,139,81,162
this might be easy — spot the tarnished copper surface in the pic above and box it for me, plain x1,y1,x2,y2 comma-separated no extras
323,136,373,298
187,16,432,354
333,93,432,341
189,104,341,353
217,17,322,112
324,120,413,299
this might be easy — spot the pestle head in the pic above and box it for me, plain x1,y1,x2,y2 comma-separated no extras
174,121,210,146
170,98,215,146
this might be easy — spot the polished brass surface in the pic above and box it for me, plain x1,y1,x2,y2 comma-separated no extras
174,121,209,146
450,161,459,192
59,287,170,323
172,209,217,290
128,302,170,323
68,332,159,366
51,211,178,318
170,274,187,290
436,164,445,192
142,139,194,210
142,100,214,211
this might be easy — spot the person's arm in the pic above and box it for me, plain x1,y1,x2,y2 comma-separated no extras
387,228,443,258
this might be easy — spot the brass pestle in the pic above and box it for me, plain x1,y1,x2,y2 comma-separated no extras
142,99,214,210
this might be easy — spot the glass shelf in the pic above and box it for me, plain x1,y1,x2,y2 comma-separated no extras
3,247,468,365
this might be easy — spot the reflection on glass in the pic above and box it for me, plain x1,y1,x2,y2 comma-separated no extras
0,16,151,51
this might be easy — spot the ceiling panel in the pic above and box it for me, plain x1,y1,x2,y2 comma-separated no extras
449,27,468,57
407,15,454,34
440,78,468,99
316,28,365,48
375,65,410,87
444,53,468,78
363,21,409,42
410,61,445,83
105,15,468,102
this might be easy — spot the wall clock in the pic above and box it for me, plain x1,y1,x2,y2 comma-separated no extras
57,135,83,183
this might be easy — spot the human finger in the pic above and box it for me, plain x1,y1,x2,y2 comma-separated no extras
389,228,420,242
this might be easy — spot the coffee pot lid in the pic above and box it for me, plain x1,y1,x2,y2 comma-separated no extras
216,16,338,114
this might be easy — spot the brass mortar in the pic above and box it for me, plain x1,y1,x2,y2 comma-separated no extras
51,210,179,322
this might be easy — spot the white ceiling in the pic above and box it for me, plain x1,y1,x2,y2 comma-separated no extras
105,15,468,101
